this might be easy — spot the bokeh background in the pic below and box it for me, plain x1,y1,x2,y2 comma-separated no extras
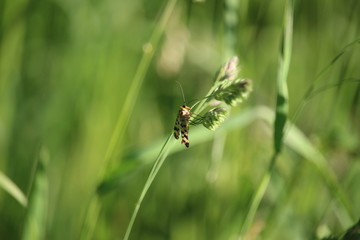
0,0,360,239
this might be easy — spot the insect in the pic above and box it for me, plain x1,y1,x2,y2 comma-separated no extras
173,82,205,148
174,104,191,148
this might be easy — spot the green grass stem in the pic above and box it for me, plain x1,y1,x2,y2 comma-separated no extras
22,147,49,240
123,134,173,240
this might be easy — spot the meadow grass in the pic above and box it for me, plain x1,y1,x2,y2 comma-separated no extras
0,0,360,239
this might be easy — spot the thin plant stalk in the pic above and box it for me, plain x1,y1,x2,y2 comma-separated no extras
123,134,173,240
287,38,360,132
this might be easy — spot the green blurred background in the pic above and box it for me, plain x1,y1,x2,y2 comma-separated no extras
0,0,359,239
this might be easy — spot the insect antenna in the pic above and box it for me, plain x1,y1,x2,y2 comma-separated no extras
176,81,187,106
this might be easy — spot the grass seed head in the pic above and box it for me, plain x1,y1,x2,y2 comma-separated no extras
202,107,229,130
213,78,253,106
214,56,240,83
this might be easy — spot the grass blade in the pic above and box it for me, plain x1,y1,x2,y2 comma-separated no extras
103,0,178,168
290,38,360,126
274,0,293,155
239,0,293,238
285,125,354,226
0,171,27,207
22,148,49,240
80,0,178,239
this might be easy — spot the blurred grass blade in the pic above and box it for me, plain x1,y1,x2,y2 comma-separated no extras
224,0,239,58
290,38,360,126
81,0,178,239
314,38,360,81
285,125,354,226
239,163,273,239
22,148,49,240
103,0,178,166
0,171,27,207
274,0,293,154
240,1,293,238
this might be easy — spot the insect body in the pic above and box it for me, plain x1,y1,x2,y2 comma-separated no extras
174,105,191,148
173,81,205,148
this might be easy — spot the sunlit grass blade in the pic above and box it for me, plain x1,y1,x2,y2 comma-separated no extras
0,171,27,207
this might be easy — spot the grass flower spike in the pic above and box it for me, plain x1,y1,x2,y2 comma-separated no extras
209,56,253,106
213,78,253,106
202,107,229,130
214,56,239,82
191,56,253,129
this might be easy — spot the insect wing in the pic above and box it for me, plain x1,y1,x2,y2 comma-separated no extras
174,105,192,148
173,111,181,139
180,117,190,148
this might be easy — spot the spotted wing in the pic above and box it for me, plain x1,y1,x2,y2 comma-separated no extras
180,118,190,148
173,111,181,139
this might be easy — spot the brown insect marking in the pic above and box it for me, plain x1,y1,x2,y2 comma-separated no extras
174,105,192,148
